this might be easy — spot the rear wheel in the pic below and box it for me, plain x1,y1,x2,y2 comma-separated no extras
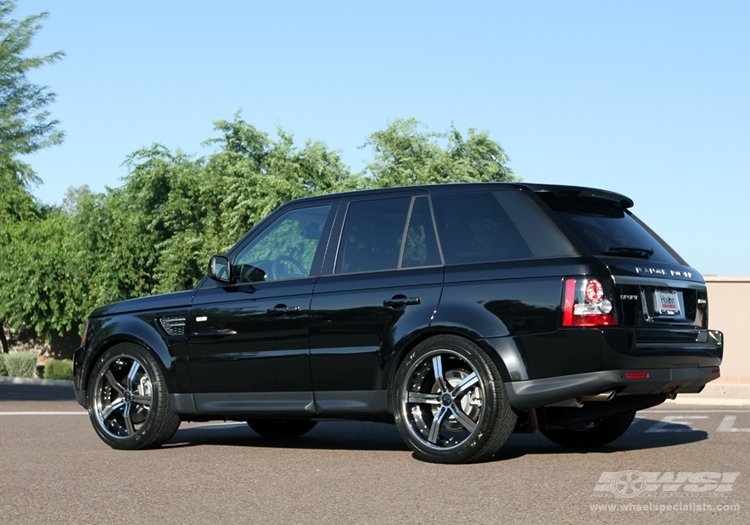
391,335,516,464
87,343,180,450
247,419,318,438
540,410,636,448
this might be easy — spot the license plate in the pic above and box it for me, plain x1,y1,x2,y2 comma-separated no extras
654,289,681,316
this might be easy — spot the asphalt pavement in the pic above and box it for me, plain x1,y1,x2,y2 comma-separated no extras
1,381,749,525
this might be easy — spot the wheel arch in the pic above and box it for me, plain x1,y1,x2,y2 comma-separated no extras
383,325,521,395
81,317,178,403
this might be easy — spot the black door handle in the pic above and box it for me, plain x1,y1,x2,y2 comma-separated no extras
266,305,301,316
383,295,421,308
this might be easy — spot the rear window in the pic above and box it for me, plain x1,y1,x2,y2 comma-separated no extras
538,195,683,264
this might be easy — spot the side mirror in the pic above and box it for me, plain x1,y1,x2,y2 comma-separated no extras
207,255,231,283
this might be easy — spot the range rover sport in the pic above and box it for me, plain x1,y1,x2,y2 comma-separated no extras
73,183,723,463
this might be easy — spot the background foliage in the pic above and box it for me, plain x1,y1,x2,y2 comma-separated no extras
3,351,37,377
0,2,517,353
0,0,65,352
43,358,73,380
1,114,517,349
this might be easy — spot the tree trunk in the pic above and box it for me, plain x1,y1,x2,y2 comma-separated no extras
0,322,8,353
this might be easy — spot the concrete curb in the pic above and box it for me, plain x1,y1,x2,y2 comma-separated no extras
0,376,73,387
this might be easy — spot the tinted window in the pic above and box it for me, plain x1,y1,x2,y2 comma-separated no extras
432,192,533,264
336,198,410,274
494,191,577,258
539,195,682,264
402,197,442,268
234,205,331,282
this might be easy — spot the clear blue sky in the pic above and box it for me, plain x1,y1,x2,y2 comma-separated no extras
15,1,750,276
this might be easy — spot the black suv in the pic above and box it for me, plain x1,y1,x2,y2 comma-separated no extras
73,183,723,463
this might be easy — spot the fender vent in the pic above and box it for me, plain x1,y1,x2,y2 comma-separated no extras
159,316,186,336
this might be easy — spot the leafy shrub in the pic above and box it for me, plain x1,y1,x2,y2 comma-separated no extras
44,359,73,380
5,351,38,378
0,353,6,376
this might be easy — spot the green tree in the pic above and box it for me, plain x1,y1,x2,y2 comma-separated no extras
0,1,64,352
0,170,39,221
0,211,85,338
202,113,361,242
0,0,64,184
362,117,517,187
64,113,362,308
119,114,361,295
0,110,518,352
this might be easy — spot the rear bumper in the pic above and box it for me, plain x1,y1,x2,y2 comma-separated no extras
506,365,720,409
509,327,723,382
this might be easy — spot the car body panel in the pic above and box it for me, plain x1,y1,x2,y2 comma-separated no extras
187,277,317,395
309,266,443,396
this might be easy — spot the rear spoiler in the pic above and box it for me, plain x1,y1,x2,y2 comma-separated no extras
520,184,634,209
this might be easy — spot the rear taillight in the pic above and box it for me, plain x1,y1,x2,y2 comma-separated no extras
562,278,616,327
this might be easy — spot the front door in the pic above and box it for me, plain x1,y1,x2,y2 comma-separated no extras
187,204,332,415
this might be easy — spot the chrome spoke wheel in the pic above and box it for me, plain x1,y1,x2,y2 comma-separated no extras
393,335,516,463
92,354,153,440
86,343,181,450
403,349,484,451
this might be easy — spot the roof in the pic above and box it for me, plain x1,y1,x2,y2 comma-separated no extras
287,182,634,208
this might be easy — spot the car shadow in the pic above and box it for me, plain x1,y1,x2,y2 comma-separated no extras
487,416,709,462
163,415,708,459
165,420,411,452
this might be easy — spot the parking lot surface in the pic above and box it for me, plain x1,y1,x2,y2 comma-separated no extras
1,383,748,524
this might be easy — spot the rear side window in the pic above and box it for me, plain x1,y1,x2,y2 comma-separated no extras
538,195,683,264
336,196,443,274
432,192,533,264
336,198,411,273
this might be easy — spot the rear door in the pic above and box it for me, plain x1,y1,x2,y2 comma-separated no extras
309,193,443,415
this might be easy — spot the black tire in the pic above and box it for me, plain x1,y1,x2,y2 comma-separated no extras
540,410,636,448
391,335,516,464
87,343,180,450
247,419,318,438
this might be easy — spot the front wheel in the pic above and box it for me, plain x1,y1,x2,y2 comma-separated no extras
87,343,180,450
540,410,636,448
391,335,516,464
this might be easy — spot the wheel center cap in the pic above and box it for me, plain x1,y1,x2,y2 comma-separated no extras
124,390,133,403
441,393,453,406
